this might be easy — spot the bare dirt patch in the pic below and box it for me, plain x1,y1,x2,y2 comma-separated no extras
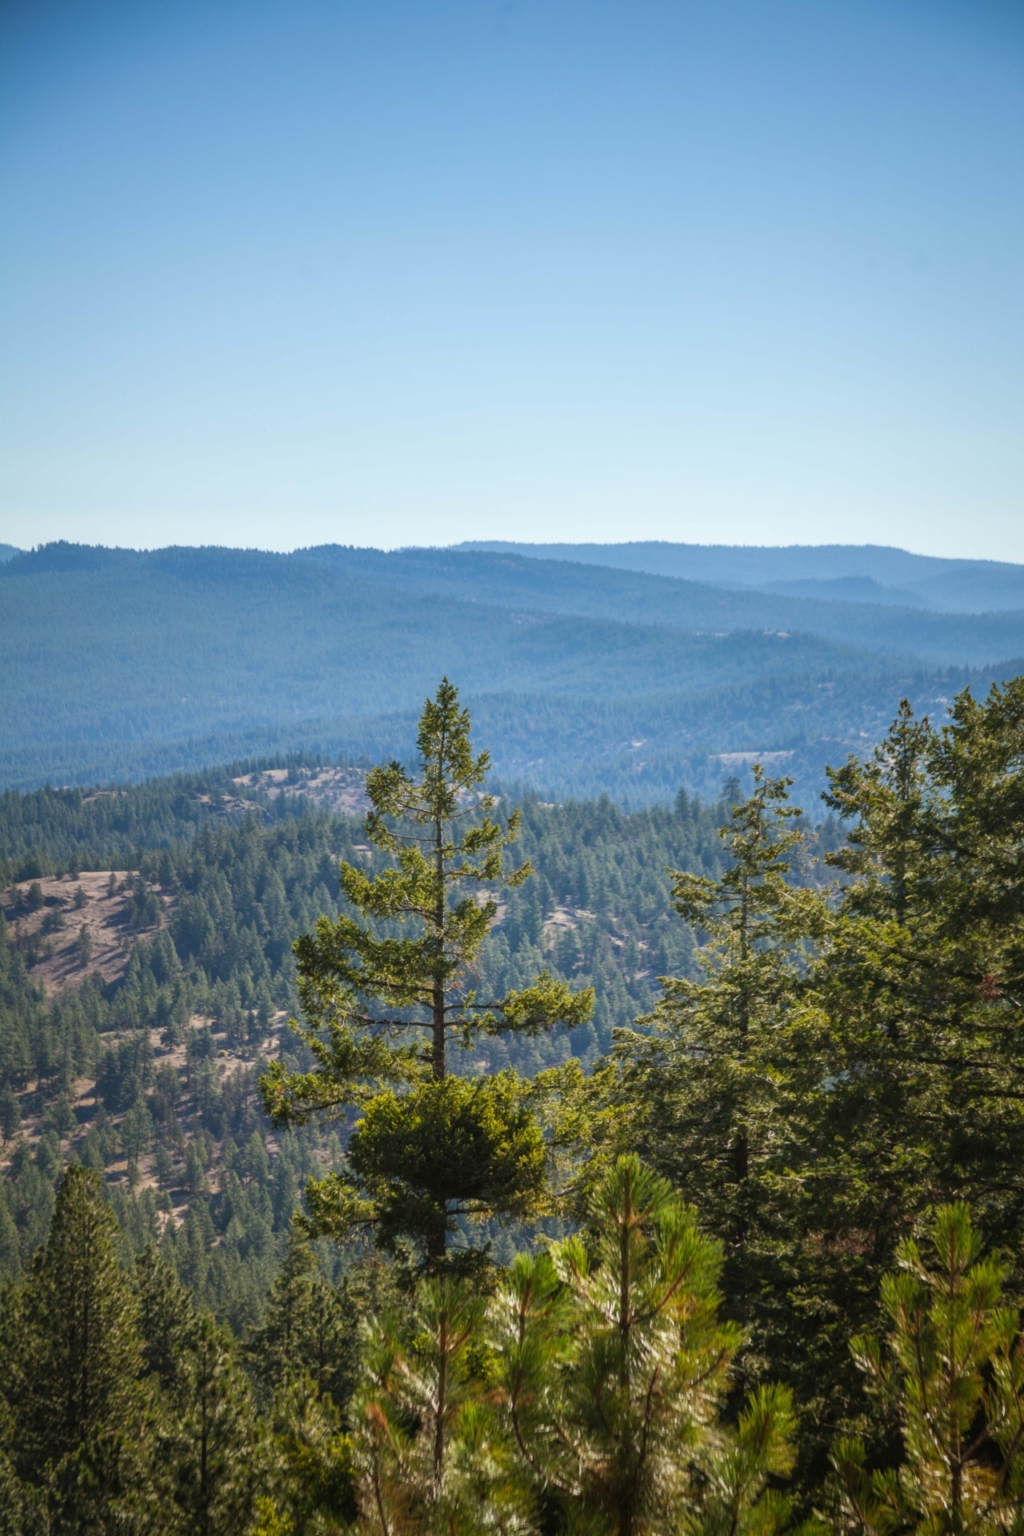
542,904,596,941
231,764,369,817
0,871,175,997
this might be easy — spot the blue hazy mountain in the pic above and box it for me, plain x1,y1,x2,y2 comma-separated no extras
1,540,1020,803
455,541,1024,614
298,545,1024,662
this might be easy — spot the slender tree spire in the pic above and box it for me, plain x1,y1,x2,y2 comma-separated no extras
262,679,592,1267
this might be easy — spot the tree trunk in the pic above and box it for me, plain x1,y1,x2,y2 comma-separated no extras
432,810,446,1082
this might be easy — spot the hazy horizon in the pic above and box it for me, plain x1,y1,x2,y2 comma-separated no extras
3,536,1024,568
2,0,1021,562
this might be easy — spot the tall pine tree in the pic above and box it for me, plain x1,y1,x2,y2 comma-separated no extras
783,682,1024,1475
156,1314,263,1536
261,679,592,1266
0,1163,148,1533
614,769,825,1368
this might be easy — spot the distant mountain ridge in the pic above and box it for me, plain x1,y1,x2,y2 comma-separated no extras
1,540,1021,804
454,541,1024,614
295,544,1024,663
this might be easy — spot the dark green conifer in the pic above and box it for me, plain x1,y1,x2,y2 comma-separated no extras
245,1220,354,1411
133,1244,197,1391
263,1374,356,1535
0,1185,20,1282
615,769,825,1361
0,1084,20,1146
261,679,592,1266
0,1163,147,1531
158,1314,263,1536
788,682,1024,1473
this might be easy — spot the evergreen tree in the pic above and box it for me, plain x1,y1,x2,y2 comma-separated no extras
245,1219,355,1412
157,1313,263,1536
788,683,1024,1473
0,1083,20,1145
350,1273,527,1534
261,680,592,1265
262,1373,356,1536
492,1155,797,1536
614,769,825,1363
0,1163,147,1533
0,1429,41,1536
828,1204,1024,1535
814,686,1024,1245
133,1244,198,1391
0,1186,21,1282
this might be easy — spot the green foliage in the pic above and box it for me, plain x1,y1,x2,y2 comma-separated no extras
0,1164,147,1530
263,681,593,1264
614,768,826,1362
812,684,1024,1239
491,1155,795,1536
768,681,1024,1468
828,1204,1024,1535
339,1071,547,1259
0,673,1022,1530
262,1373,356,1535
133,1244,198,1391
245,1221,357,1412
348,1274,521,1534
602,681,1024,1498
155,1313,263,1536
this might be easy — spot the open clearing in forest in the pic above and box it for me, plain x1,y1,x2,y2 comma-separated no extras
0,870,174,996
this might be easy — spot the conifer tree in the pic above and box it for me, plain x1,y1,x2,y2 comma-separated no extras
261,1372,356,1536
0,1083,20,1146
133,1244,198,1392
789,683,1024,1473
245,1220,354,1411
828,1203,1024,1535
261,679,592,1265
0,1186,20,1282
0,1163,148,1532
614,769,825,1357
0,1428,43,1536
492,1155,798,1536
350,1274,527,1534
157,1313,263,1536
814,683,1024,1247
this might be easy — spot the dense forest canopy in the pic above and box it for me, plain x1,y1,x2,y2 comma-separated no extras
0,673,1022,1534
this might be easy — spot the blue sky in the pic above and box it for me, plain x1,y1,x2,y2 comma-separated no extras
1,0,1021,559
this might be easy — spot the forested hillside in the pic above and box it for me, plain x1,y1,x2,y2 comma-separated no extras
3,541,1022,800
0,760,740,1313
1,676,1022,1534
300,543,1024,652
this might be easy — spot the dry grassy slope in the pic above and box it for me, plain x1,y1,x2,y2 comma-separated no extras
2,1017,291,1229
1,1021,292,1235
0,871,173,996
0,871,298,1224
231,764,369,816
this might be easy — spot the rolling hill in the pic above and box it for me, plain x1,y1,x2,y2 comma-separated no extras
1,540,1020,804
456,540,1024,613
